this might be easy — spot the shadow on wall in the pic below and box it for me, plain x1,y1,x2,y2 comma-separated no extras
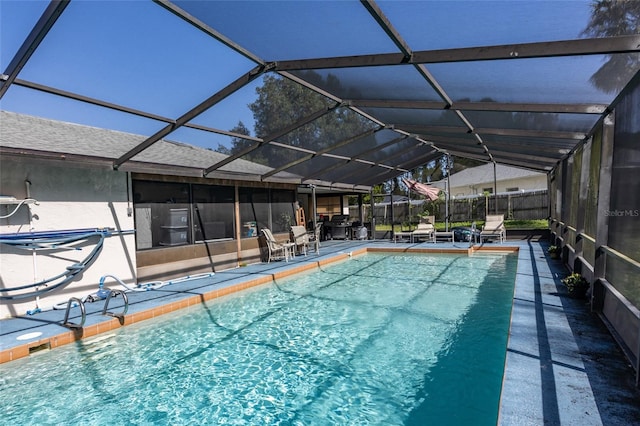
0,202,34,229
108,201,136,280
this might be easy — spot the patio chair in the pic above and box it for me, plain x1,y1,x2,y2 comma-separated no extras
290,225,309,256
307,222,322,254
480,214,506,243
261,228,289,262
412,215,435,243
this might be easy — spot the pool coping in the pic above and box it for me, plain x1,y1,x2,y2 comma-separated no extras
0,253,346,363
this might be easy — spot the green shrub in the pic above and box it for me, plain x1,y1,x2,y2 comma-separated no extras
561,273,589,292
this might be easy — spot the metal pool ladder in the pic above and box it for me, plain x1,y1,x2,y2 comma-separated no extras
62,297,86,329
102,289,129,319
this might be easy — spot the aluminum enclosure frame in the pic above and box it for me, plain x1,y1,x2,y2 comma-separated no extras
1,0,639,189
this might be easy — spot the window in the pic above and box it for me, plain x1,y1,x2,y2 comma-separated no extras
271,189,296,233
239,187,296,235
482,188,494,194
239,187,269,238
133,180,297,248
317,196,342,218
192,184,235,241
506,187,519,192
132,181,191,249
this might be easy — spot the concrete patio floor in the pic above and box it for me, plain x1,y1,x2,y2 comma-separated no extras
1,238,638,424
499,240,640,425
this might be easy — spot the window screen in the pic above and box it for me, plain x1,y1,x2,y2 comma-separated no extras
192,184,235,241
271,189,296,234
239,187,269,237
132,181,191,249
606,82,640,302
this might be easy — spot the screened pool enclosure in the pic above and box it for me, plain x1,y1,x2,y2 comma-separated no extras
1,0,640,380
2,0,638,183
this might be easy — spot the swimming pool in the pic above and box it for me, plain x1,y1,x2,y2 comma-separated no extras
0,252,517,425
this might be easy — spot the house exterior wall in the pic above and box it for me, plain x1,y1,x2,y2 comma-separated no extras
449,175,548,197
0,157,136,318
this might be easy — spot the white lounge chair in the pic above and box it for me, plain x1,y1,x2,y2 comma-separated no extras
261,228,290,262
412,216,435,243
290,225,309,256
481,214,506,243
308,222,322,254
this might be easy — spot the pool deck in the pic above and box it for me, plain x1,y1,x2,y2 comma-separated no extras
1,238,638,424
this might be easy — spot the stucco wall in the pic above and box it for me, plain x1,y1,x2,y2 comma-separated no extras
0,158,136,318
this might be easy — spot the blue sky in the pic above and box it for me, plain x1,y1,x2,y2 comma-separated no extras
1,0,260,150
1,0,608,152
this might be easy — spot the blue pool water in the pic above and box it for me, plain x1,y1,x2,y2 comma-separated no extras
0,253,517,425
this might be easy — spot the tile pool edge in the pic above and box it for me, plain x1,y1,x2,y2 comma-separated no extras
0,246,518,364
366,246,519,255
0,251,357,364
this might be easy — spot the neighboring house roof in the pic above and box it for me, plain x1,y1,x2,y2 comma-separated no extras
0,111,280,181
431,163,546,189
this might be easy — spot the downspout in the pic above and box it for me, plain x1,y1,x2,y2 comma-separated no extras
126,171,132,217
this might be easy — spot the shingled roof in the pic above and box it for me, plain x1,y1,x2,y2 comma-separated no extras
0,111,282,182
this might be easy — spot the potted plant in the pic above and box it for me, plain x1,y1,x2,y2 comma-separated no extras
418,210,430,221
561,273,589,298
548,245,560,259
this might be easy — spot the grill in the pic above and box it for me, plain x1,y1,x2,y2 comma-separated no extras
328,214,351,240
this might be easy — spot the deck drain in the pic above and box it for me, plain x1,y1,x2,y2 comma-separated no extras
16,332,43,341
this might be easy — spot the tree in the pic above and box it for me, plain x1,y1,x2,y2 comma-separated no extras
582,0,640,94
351,182,386,206
222,73,375,173
216,121,251,155
449,156,485,175
250,74,332,143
